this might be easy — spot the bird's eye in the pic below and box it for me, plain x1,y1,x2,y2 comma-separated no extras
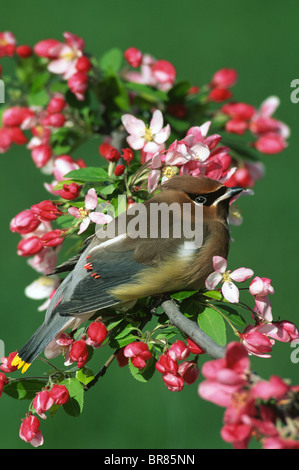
194,196,207,205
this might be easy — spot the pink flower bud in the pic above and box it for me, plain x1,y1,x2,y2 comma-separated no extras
19,414,44,447
42,113,66,128
155,352,178,374
34,39,61,58
99,142,121,162
0,128,12,153
152,60,176,84
17,236,43,257
162,372,184,392
114,164,125,176
10,209,40,235
16,45,33,58
178,360,200,385
8,127,27,145
249,277,274,297
121,148,134,164
67,72,88,101
222,102,256,121
86,321,107,348
69,340,89,368
33,390,54,419
47,96,66,114
187,338,205,355
31,200,63,222
41,229,65,247
124,47,143,68
76,56,92,73
211,68,238,88
49,384,69,405
168,340,190,361
225,119,248,135
124,342,152,369
0,351,18,372
2,106,33,127
209,87,232,103
31,144,52,168
254,133,286,154
58,182,82,200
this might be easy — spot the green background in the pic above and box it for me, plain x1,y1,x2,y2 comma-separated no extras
1,0,298,449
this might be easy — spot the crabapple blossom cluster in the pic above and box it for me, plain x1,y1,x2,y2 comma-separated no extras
198,342,299,449
1,30,298,449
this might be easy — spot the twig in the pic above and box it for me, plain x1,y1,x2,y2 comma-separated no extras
161,299,226,359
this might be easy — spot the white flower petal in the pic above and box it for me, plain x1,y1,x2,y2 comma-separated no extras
121,114,145,136
85,188,98,210
213,256,227,274
230,267,254,282
127,134,145,150
78,217,90,234
150,110,163,134
89,212,113,225
205,272,222,290
222,281,239,303
154,124,171,145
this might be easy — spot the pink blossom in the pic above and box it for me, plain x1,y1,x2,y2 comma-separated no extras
34,39,61,58
198,342,250,407
0,351,18,373
49,384,69,405
68,188,113,234
19,414,44,447
0,31,16,57
2,107,34,127
52,154,85,181
254,133,287,154
67,71,89,101
210,68,238,89
152,60,176,87
33,390,54,419
10,209,40,235
47,95,66,114
162,372,184,392
44,332,73,360
17,236,43,257
239,325,274,358
124,342,152,369
205,256,254,303
178,361,200,385
252,375,289,401
47,32,84,79
68,339,89,368
168,340,190,361
124,47,143,68
0,127,12,153
86,321,107,348
249,276,274,321
16,45,32,58
122,110,170,153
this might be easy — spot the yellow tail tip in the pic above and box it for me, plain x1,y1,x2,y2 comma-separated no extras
11,354,31,373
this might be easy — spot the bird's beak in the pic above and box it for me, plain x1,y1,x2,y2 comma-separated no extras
212,186,244,206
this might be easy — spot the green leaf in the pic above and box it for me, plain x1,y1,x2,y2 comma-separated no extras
61,377,84,417
28,89,49,107
203,290,223,300
197,307,226,346
100,48,123,75
128,356,156,383
3,379,45,400
64,167,110,182
30,72,51,93
76,367,95,385
216,304,247,328
171,290,198,301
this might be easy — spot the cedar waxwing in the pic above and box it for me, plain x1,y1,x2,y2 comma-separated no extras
12,175,243,372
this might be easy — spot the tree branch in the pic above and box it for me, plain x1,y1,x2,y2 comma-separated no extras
161,299,226,359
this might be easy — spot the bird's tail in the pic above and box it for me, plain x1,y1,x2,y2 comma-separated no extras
11,314,67,373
